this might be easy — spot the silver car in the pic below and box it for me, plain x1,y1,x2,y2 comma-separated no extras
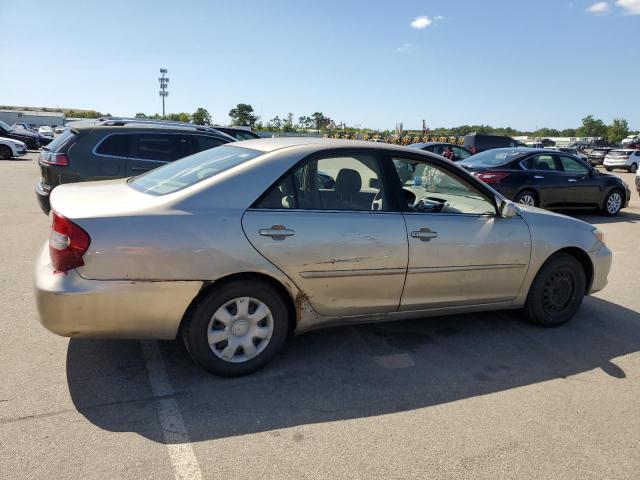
35,138,612,376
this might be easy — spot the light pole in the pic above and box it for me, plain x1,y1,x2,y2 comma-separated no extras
159,68,169,118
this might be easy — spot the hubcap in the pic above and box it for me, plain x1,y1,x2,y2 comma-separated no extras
207,297,273,363
518,194,535,206
607,192,622,214
542,270,575,314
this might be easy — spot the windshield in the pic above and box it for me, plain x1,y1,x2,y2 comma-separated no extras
610,150,630,156
464,149,522,166
129,145,263,195
0,120,14,132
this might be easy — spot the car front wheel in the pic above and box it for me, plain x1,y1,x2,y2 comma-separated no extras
524,253,586,327
629,163,638,173
0,145,11,160
182,279,290,377
602,189,623,216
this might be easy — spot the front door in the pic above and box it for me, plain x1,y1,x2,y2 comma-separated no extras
557,155,602,207
387,155,531,310
520,153,567,207
242,150,408,317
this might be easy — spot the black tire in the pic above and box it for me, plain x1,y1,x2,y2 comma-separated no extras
514,189,538,207
524,253,586,327
0,145,11,160
182,279,290,377
629,163,638,173
605,167,613,172
601,188,624,216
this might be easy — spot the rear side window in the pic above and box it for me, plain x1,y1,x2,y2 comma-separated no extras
133,134,191,162
194,135,225,152
95,134,131,157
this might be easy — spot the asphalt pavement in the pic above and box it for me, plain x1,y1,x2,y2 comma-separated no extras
1,151,639,479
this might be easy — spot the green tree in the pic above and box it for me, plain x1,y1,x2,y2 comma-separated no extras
311,112,331,131
576,115,607,137
606,118,629,143
191,107,212,126
229,103,258,127
560,128,577,136
135,113,147,118
298,115,313,130
267,116,282,131
166,112,191,122
283,113,295,132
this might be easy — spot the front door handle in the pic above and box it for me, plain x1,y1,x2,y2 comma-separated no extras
411,227,438,241
534,175,544,179
259,225,295,240
568,179,577,182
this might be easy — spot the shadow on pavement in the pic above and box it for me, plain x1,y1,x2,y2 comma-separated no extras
67,296,640,443
570,209,640,225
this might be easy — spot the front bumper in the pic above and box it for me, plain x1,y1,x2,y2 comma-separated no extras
588,244,612,294
34,244,202,339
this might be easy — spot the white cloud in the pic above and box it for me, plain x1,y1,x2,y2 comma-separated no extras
586,1,610,13
410,16,433,29
434,15,444,20
616,0,640,14
396,43,414,53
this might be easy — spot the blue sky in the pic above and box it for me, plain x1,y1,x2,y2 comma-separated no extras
1,0,638,130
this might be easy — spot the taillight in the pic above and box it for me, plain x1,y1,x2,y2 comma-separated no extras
40,151,69,166
474,172,511,184
49,211,90,273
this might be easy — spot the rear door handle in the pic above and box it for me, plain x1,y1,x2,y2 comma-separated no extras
259,225,295,239
568,179,577,182
411,227,438,241
534,175,544,179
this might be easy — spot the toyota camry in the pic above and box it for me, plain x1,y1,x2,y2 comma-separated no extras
35,138,612,376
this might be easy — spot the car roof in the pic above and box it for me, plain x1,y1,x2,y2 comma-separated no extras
409,142,457,148
70,124,235,139
231,137,425,154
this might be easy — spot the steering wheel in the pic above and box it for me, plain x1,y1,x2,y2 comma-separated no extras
413,197,446,213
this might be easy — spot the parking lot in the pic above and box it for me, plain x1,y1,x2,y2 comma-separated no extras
2,151,640,479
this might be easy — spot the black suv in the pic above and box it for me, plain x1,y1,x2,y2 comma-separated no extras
462,133,523,154
0,120,40,149
35,119,235,213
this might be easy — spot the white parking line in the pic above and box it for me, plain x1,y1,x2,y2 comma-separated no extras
141,341,203,480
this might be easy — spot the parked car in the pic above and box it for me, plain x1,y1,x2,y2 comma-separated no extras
54,126,67,134
462,133,523,154
0,137,28,159
38,126,55,138
35,119,235,214
635,168,640,194
621,134,640,148
544,146,588,163
35,138,612,376
459,148,630,215
12,122,38,133
409,142,472,161
587,147,611,166
603,149,640,173
0,120,40,149
212,126,261,140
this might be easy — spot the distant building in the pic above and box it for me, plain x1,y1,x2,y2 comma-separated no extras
0,109,65,127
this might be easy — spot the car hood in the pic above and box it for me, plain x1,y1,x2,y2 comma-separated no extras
517,203,595,230
49,178,177,219
11,128,39,138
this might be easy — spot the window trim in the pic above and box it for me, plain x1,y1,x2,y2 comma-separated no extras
380,150,501,217
556,154,591,175
519,153,562,172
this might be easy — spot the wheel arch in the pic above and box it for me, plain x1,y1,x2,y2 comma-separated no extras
515,187,540,206
600,185,625,210
177,272,298,339
546,247,594,294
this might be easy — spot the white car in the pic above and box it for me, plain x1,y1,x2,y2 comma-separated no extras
54,126,67,134
38,126,54,138
622,134,639,148
603,149,640,173
0,137,28,159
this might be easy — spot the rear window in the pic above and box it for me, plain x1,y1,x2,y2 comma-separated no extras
128,145,262,195
610,150,630,155
45,129,76,152
464,149,521,166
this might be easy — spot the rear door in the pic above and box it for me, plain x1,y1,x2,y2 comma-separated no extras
125,133,193,176
557,155,602,207
519,154,566,207
242,149,408,317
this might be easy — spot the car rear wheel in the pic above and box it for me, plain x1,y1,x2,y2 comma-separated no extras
0,145,11,160
605,167,613,172
515,190,537,207
602,189,623,216
629,163,638,173
524,253,586,327
182,279,290,377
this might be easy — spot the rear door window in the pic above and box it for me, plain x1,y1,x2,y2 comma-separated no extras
522,154,561,171
193,135,225,153
132,134,192,162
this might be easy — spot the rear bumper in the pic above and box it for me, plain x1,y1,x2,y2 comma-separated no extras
34,244,202,340
35,181,51,214
588,244,612,294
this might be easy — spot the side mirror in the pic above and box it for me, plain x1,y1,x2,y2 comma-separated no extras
498,198,520,218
